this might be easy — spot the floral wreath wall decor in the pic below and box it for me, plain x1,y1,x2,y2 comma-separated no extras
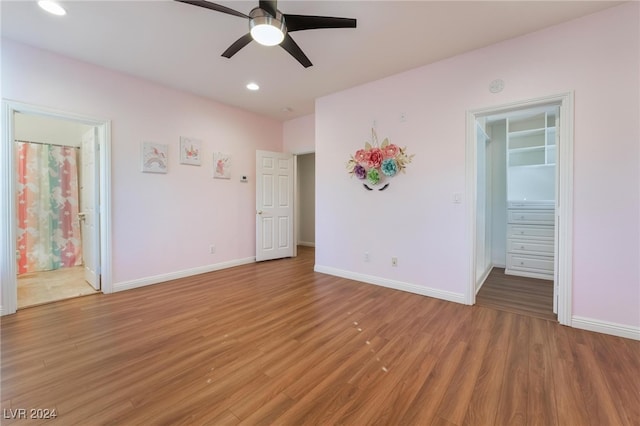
346,129,414,191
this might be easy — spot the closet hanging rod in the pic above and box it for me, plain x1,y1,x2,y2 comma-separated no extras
14,139,80,149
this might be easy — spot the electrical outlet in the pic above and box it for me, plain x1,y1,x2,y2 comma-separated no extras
209,245,216,254
391,257,398,267
364,252,370,262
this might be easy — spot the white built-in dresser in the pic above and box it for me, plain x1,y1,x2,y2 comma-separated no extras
505,201,555,279
505,110,556,280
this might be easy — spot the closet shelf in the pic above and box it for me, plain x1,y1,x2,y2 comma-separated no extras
508,127,547,138
509,146,545,154
509,163,555,169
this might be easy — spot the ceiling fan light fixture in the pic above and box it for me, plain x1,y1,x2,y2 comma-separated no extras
249,8,286,46
38,0,66,16
250,23,284,46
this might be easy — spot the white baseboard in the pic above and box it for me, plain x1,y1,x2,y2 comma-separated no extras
298,241,315,247
314,265,465,305
572,316,640,341
475,265,493,295
113,257,255,292
505,268,553,281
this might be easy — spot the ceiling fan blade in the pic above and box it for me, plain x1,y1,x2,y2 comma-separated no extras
221,33,254,58
283,15,357,32
174,0,249,19
259,0,277,18
280,34,312,68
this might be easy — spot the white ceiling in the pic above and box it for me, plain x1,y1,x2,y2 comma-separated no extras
1,0,622,121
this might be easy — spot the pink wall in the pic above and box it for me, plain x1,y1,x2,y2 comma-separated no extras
2,40,283,285
283,113,315,154
315,3,639,328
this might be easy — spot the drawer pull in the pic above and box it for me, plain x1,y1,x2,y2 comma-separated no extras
520,261,525,265
520,231,525,234
520,215,525,219
520,245,525,249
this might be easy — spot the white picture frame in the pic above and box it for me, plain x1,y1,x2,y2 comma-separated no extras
213,152,231,179
179,136,202,166
141,142,168,173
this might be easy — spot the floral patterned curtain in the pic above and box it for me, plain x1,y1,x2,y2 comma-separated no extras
16,142,82,274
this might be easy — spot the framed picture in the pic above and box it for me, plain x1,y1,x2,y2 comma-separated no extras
141,142,168,173
213,152,232,179
179,137,202,166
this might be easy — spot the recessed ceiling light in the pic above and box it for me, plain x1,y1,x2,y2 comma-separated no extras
38,0,66,16
246,82,260,91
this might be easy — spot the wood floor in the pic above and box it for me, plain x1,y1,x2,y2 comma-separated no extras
2,246,639,425
17,266,98,309
476,268,556,321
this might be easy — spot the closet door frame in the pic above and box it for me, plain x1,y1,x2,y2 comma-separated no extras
465,92,574,326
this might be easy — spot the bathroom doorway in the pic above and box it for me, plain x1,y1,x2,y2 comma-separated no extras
14,113,99,308
1,101,112,315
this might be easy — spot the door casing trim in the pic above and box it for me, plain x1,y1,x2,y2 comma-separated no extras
1,100,113,315
464,92,574,326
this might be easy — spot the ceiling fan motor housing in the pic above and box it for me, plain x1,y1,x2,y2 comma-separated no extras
249,7,287,45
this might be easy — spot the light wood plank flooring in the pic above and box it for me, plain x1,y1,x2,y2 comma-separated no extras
2,247,639,425
17,266,98,309
476,267,556,321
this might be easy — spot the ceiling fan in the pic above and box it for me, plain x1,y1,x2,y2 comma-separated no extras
175,0,357,68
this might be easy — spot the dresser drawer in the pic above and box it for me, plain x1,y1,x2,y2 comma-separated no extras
507,224,554,240
507,253,554,274
508,209,555,225
508,201,554,210
507,239,554,255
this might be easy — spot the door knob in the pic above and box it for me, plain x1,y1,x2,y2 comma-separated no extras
257,210,263,215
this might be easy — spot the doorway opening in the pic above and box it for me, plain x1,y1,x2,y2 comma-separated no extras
14,113,99,308
466,93,574,326
1,101,112,315
295,152,315,249
294,152,315,266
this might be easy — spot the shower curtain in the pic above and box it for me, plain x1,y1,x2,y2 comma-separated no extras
16,141,82,274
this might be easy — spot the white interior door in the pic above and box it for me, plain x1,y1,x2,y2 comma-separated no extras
553,106,561,314
256,150,294,262
475,121,487,287
80,127,100,290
